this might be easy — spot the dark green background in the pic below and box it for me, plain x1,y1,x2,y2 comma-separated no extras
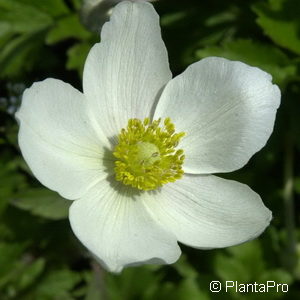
0,0,299,299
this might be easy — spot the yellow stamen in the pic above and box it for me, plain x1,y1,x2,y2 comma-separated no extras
113,117,185,191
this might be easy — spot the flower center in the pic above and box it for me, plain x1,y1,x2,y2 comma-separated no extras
113,117,185,191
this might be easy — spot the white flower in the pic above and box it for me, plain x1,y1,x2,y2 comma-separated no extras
16,1,280,273
81,0,157,31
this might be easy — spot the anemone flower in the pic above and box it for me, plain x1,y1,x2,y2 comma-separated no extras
16,1,280,272
81,0,156,31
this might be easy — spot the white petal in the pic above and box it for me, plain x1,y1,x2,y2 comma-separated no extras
69,178,181,273
143,174,272,248
154,57,280,174
16,78,111,200
83,1,172,142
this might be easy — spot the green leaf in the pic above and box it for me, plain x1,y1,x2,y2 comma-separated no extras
0,244,45,297
172,255,198,279
254,270,293,299
18,0,70,17
196,39,296,85
46,14,91,45
214,241,265,283
215,253,250,283
33,268,81,300
253,0,300,54
17,258,45,291
0,0,52,34
0,242,26,281
0,31,45,78
71,0,82,10
0,161,26,214
0,22,12,38
294,177,300,194
67,42,92,76
160,12,187,27
259,269,293,285
0,0,76,79
105,266,162,300
227,241,266,279
11,188,71,220
176,278,210,300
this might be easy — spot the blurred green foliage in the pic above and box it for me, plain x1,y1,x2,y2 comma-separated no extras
0,0,299,299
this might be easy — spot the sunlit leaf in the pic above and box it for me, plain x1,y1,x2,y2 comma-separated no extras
176,278,210,300
215,241,265,283
46,14,91,45
32,268,81,300
11,188,71,220
253,0,300,54
0,22,12,38
17,258,45,291
0,242,26,281
18,0,70,17
196,39,296,85
259,269,293,285
0,31,45,78
0,0,52,34
172,255,198,279
106,266,162,300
